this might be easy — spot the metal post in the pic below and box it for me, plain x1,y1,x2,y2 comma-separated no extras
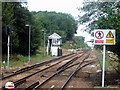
42,28,46,55
102,45,106,87
25,25,31,62
44,30,45,55
3,61,6,69
46,40,49,55
28,26,31,62
7,35,10,68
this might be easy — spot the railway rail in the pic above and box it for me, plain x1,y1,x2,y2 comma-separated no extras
2,49,95,89
34,52,93,89
1,53,76,87
1,53,74,80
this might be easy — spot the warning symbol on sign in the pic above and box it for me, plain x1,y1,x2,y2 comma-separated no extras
106,31,114,38
95,31,104,39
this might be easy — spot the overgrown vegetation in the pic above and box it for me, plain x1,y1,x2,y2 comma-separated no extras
78,0,120,86
3,54,51,67
63,36,88,49
94,50,120,87
78,1,120,56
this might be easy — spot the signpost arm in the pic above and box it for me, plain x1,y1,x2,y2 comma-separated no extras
102,45,106,87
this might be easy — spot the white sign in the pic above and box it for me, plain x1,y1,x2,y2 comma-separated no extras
5,81,15,89
94,29,116,87
94,29,115,45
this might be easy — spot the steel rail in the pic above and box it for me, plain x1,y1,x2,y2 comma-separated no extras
1,53,74,80
60,53,91,90
3,53,81,89
2,51,88,89
60,61,95,89
2,60,63,89
24,81,39,90
34,53,90,89
23,53,87,89
56,52,85,71
34,57,79,89
2,79,26,90
57,56,79,71
25,57,91,90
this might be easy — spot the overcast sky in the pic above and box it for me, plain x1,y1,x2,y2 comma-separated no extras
27,0,84,18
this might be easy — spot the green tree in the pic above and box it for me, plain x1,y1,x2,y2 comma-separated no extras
2,2,16,54
78,1,120,54
2,2,41,55
31,11,78,42
78,0,120,75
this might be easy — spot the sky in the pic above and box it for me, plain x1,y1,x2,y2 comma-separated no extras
27,0,83,18
27,0,94,47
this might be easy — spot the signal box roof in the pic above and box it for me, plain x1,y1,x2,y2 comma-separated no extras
48,33,61,39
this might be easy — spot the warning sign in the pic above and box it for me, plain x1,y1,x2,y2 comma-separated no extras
106,31,114,38
95,40,104,43
106,39,114,44
5,81,15,89
94,29,115,45
95,31,104,39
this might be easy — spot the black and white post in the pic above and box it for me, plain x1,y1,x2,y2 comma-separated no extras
7,26,11,68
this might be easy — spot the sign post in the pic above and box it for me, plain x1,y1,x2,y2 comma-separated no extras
7,35,10,68
25,25,31,62
94,29,115,87
6,26,12,69
102,45,106,87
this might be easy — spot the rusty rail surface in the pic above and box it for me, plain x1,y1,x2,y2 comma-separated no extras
2,50,91,89
1,53,74,80
34,52,90,89
2,52,82,89
60,61,95,89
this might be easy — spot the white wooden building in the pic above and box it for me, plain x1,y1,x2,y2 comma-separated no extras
47,33,62,56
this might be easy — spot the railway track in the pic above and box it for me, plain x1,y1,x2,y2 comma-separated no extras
2,50,85,88
1,53,74,80
2,49,95,89
34,52,93,89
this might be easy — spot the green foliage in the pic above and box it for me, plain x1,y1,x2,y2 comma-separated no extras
63,36,88,49
2,2,77,56
78,1,120,57
2,2,42,55
9,54,51,67
78,1,120,83
31,11,78,42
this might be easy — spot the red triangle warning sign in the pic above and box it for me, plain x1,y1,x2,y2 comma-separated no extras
106,31,114,38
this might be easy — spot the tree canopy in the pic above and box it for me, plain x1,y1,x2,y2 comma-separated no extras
31,11,78,42
2,2,78,55
2,2,41,55
78,0,120,57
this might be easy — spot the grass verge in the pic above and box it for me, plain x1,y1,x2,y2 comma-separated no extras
2,54,51,67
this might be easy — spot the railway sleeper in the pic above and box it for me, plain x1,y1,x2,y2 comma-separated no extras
35,53,91,89
1,53,74,80
24,81,39,90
